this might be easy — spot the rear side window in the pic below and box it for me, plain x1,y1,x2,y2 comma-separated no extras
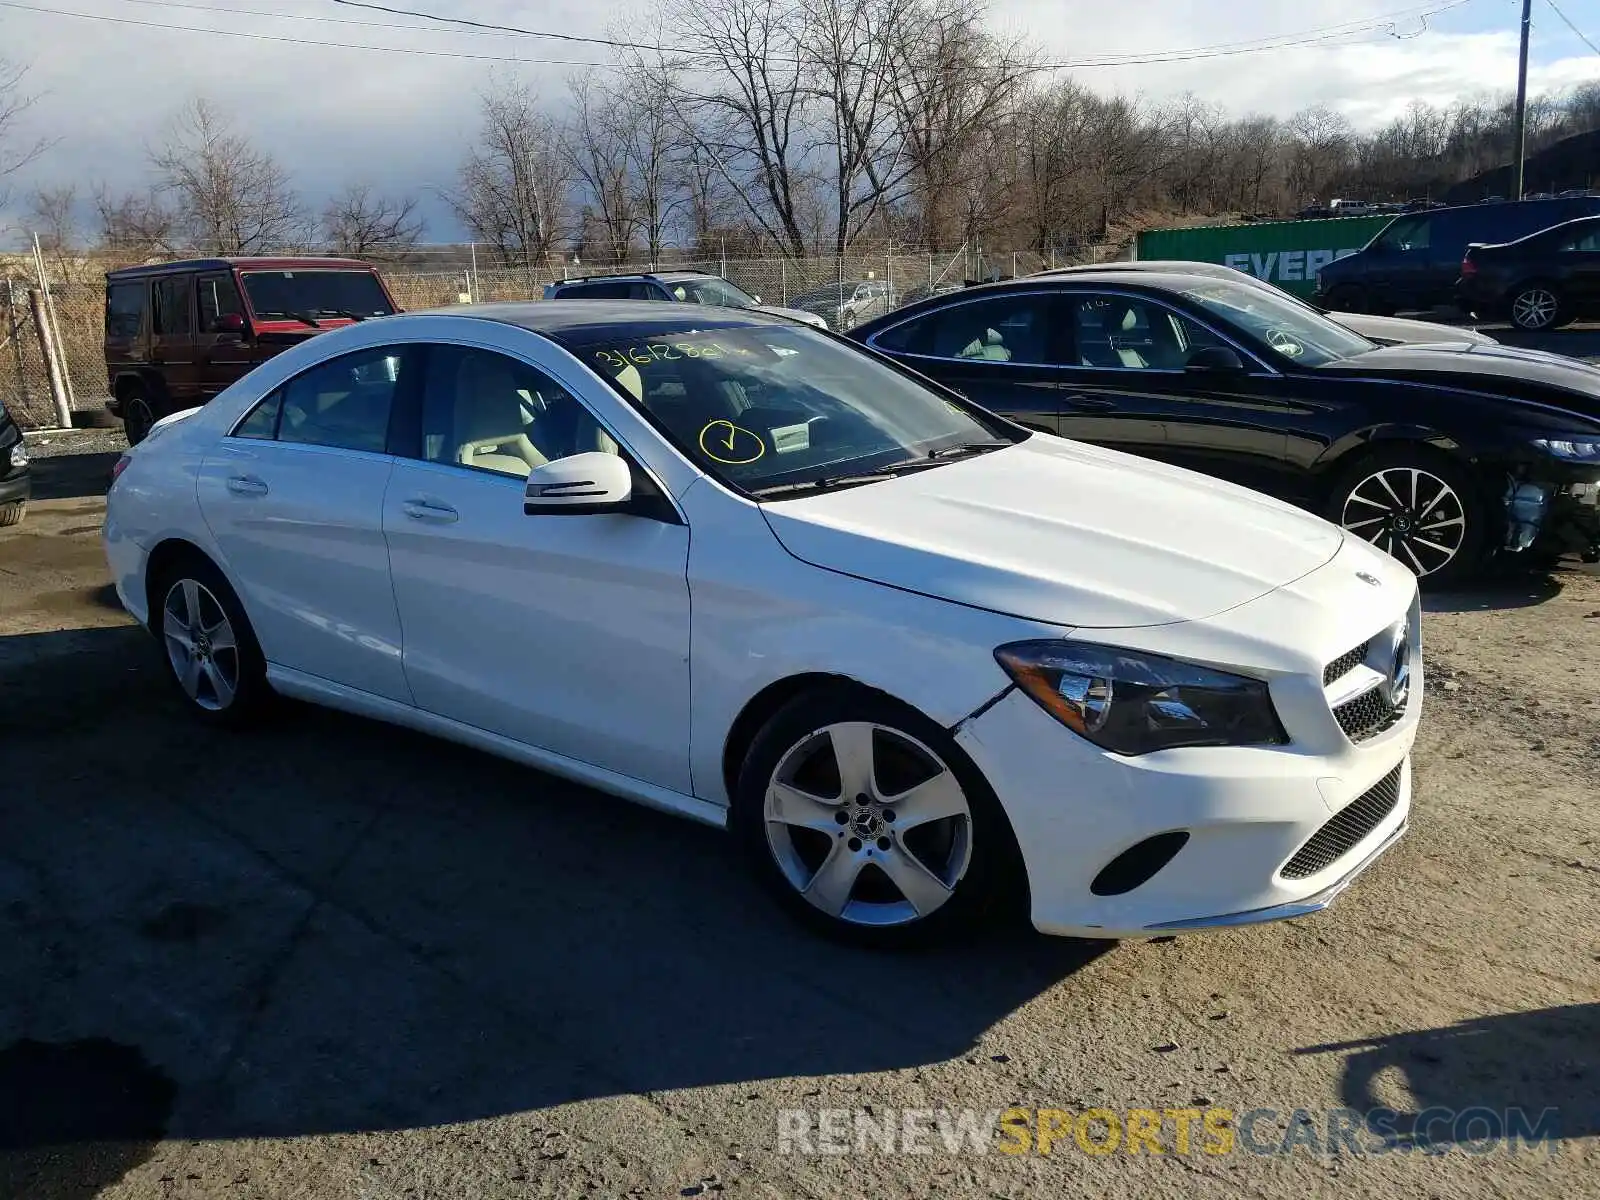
233,391,282,439
152,275,194,336
1558,227,1600,252
871,295,1059,365
106,282,145,339
558,281,656,299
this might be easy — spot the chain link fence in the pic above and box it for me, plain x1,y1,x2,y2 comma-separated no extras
1,243,1121,431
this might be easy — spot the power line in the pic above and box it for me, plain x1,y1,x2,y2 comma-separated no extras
0,0,609,65
0,0,1472,74
1545,0,1600,57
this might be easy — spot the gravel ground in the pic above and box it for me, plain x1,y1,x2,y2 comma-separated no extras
0,436,1595,1200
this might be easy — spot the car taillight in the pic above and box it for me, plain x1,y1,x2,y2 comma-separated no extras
1460,256,1477,277
110,453,132,484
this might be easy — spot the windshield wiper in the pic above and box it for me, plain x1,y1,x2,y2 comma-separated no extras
749,458,946,498
927,440,1013,460
256,309,321,328
318,308,367,321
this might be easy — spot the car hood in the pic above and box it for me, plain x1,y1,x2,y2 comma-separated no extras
760,436,1346,629
1317,342,1600,422
1328,311,1497,347
753,303,829,329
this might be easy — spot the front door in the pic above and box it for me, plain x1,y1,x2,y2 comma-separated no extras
195,344,414,702
194,271,254,397
381,343,693,793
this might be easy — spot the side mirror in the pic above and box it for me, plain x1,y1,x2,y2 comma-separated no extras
751,294,763,304
214,312,246,335
1185,346,1246,374
523,452,633,515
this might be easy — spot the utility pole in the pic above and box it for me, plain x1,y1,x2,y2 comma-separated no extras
1512,0,1533,200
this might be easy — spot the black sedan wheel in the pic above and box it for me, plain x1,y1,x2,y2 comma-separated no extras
1330,450,1487,585
1509,284,1563,331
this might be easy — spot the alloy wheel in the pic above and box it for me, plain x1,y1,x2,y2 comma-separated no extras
162,578,241,711
1511,287,1558,330
1340,467,1467,577
763,721,974,928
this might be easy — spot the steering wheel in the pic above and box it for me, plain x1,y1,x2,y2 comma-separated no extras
1264,327,1304,358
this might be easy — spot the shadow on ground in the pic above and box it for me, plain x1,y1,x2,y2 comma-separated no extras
1422,571,1565,614
1296,1003,1599,1149
25,452,120,503
0,626,1107,1199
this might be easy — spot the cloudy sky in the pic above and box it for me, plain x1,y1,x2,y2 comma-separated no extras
2,0,1600,243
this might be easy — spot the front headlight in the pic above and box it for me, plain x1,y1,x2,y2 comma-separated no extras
8,441,26,469
994,641,1288,756
1531,437,1600,462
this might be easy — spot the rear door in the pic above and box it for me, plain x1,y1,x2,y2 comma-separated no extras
195,344,416,702
194,271,252,397
1552,222,1600,310
862,291,1067,432
104,278,149,387
150,273,199,408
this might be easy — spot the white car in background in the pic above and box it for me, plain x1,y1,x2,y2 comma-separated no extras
104,303,1421,946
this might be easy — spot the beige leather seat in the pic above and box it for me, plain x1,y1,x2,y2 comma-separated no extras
453,354,548,476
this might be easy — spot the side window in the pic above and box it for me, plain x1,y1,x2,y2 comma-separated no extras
560,281,633,299
278,347,405,453
628,283,663,300
152,275,194,336
106,282,145,339
1558,228,1600,251
233,390,282,439
197,273,245,330
913,295,1058,364
417,346,617,479
1069,295,1216,370
1379,216,1430,252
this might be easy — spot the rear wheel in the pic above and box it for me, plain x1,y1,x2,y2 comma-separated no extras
732,687,1025,948
1326,448,1489,586
1509,282,1563,331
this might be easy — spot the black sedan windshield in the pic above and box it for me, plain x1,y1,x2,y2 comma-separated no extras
575,325,1017,495
1181,279,1374,366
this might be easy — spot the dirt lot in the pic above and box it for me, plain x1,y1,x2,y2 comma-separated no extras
0,435,1596,1200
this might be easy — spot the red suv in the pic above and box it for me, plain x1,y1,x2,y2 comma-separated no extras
104,257,398,443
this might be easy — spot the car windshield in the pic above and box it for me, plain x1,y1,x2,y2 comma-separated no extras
1179,279,1375,366
240,270,394,320
670,277,758,308
574,324,1018,496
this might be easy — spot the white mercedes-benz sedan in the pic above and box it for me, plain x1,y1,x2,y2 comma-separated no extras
104,301,1421,947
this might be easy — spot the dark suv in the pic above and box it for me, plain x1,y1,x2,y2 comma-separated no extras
104,257,398,443
0,397,29,527
1313,196,1600,314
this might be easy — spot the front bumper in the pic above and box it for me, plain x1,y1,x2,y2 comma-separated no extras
1513,469,1600,559
0,467,29,506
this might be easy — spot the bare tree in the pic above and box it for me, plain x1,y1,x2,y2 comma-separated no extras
150,98,306,253
566,76,639,262
451,77,570,269
0,59,49,212
93,183,177,260
27,184,79,276
321,183,424,257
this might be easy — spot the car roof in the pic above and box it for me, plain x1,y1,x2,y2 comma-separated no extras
106,256,379,280
552,269,719,285
402,299,789,340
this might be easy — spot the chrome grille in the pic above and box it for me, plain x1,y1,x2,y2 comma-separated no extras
1282,763,1404,879
1333,687,1404,742
1323,640,1371,686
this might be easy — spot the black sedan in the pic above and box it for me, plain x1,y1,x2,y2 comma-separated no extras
848,271,1600,583
1458,215,1600,330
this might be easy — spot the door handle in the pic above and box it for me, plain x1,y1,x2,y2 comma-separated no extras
1061,393,1117,412
402,498,459,523
226,474,268,496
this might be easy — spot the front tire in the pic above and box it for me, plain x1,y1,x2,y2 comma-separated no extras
0,500,24,528
1326,447,1489,587
151,555,270,726
1509,282,1563,331
732,686,1026,948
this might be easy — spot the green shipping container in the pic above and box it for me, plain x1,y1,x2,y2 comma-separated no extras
1134,216,1394,298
